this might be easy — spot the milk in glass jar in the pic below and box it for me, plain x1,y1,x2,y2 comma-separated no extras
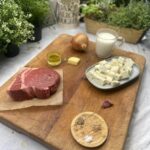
96,29,124,58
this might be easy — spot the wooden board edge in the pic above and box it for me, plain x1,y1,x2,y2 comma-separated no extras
0,33,146,150
120,61,146,150
0,116,60,150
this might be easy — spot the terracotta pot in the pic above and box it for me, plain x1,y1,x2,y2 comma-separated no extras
84,17,146,44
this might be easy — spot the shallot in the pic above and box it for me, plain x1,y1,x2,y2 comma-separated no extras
71,33,89,51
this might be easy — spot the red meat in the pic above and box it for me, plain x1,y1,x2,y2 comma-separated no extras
7,68,60,101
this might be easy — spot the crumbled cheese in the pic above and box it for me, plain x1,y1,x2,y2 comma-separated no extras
89,70,106,85
87,57,135,86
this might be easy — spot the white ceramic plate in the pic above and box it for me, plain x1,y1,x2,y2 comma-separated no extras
85,56,141,90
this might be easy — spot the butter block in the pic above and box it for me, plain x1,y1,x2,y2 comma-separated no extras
68,57,80,65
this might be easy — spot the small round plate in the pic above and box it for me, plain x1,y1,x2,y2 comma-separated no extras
71,112,108,148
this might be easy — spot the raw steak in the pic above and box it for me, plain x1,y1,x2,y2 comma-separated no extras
7,68,34,101
7,68,60,101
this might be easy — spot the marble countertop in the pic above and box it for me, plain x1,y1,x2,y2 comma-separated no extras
0,24,150,150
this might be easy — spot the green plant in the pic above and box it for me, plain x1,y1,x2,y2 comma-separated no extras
113,0,130,6
108,1,150,29
82,0,116,22
82,0,150,30
112,0,150,6
15,0,50,25
0,0,34,53
82,4,104,21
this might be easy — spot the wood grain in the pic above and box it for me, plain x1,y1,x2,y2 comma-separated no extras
0,34,145,150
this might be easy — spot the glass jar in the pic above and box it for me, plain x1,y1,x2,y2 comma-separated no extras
96,28,124,58
56,0,80,28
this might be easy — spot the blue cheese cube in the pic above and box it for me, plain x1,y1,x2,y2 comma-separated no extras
87,70,106,85
88,56,135,86
104,70,121,80
111,66,119,73
118,57,125,64
105,64,111,69
124,58,134,68
105,76,113,84
94,65,100,70
95,70,106,78
111,80,120,86
120,70,130,79
111,59,119,66
99,60,107,65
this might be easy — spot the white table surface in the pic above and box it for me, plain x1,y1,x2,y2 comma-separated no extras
0,24,150,150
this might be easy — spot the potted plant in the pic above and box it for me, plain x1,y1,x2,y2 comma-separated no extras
0,0,34,57
82,0,150,43
16,0,50,42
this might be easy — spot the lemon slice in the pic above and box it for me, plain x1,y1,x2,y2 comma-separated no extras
47,52,61,66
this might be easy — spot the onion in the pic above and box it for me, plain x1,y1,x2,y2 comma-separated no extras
71,33,89,51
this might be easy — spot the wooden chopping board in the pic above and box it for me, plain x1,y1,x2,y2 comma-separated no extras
0,34,145,150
